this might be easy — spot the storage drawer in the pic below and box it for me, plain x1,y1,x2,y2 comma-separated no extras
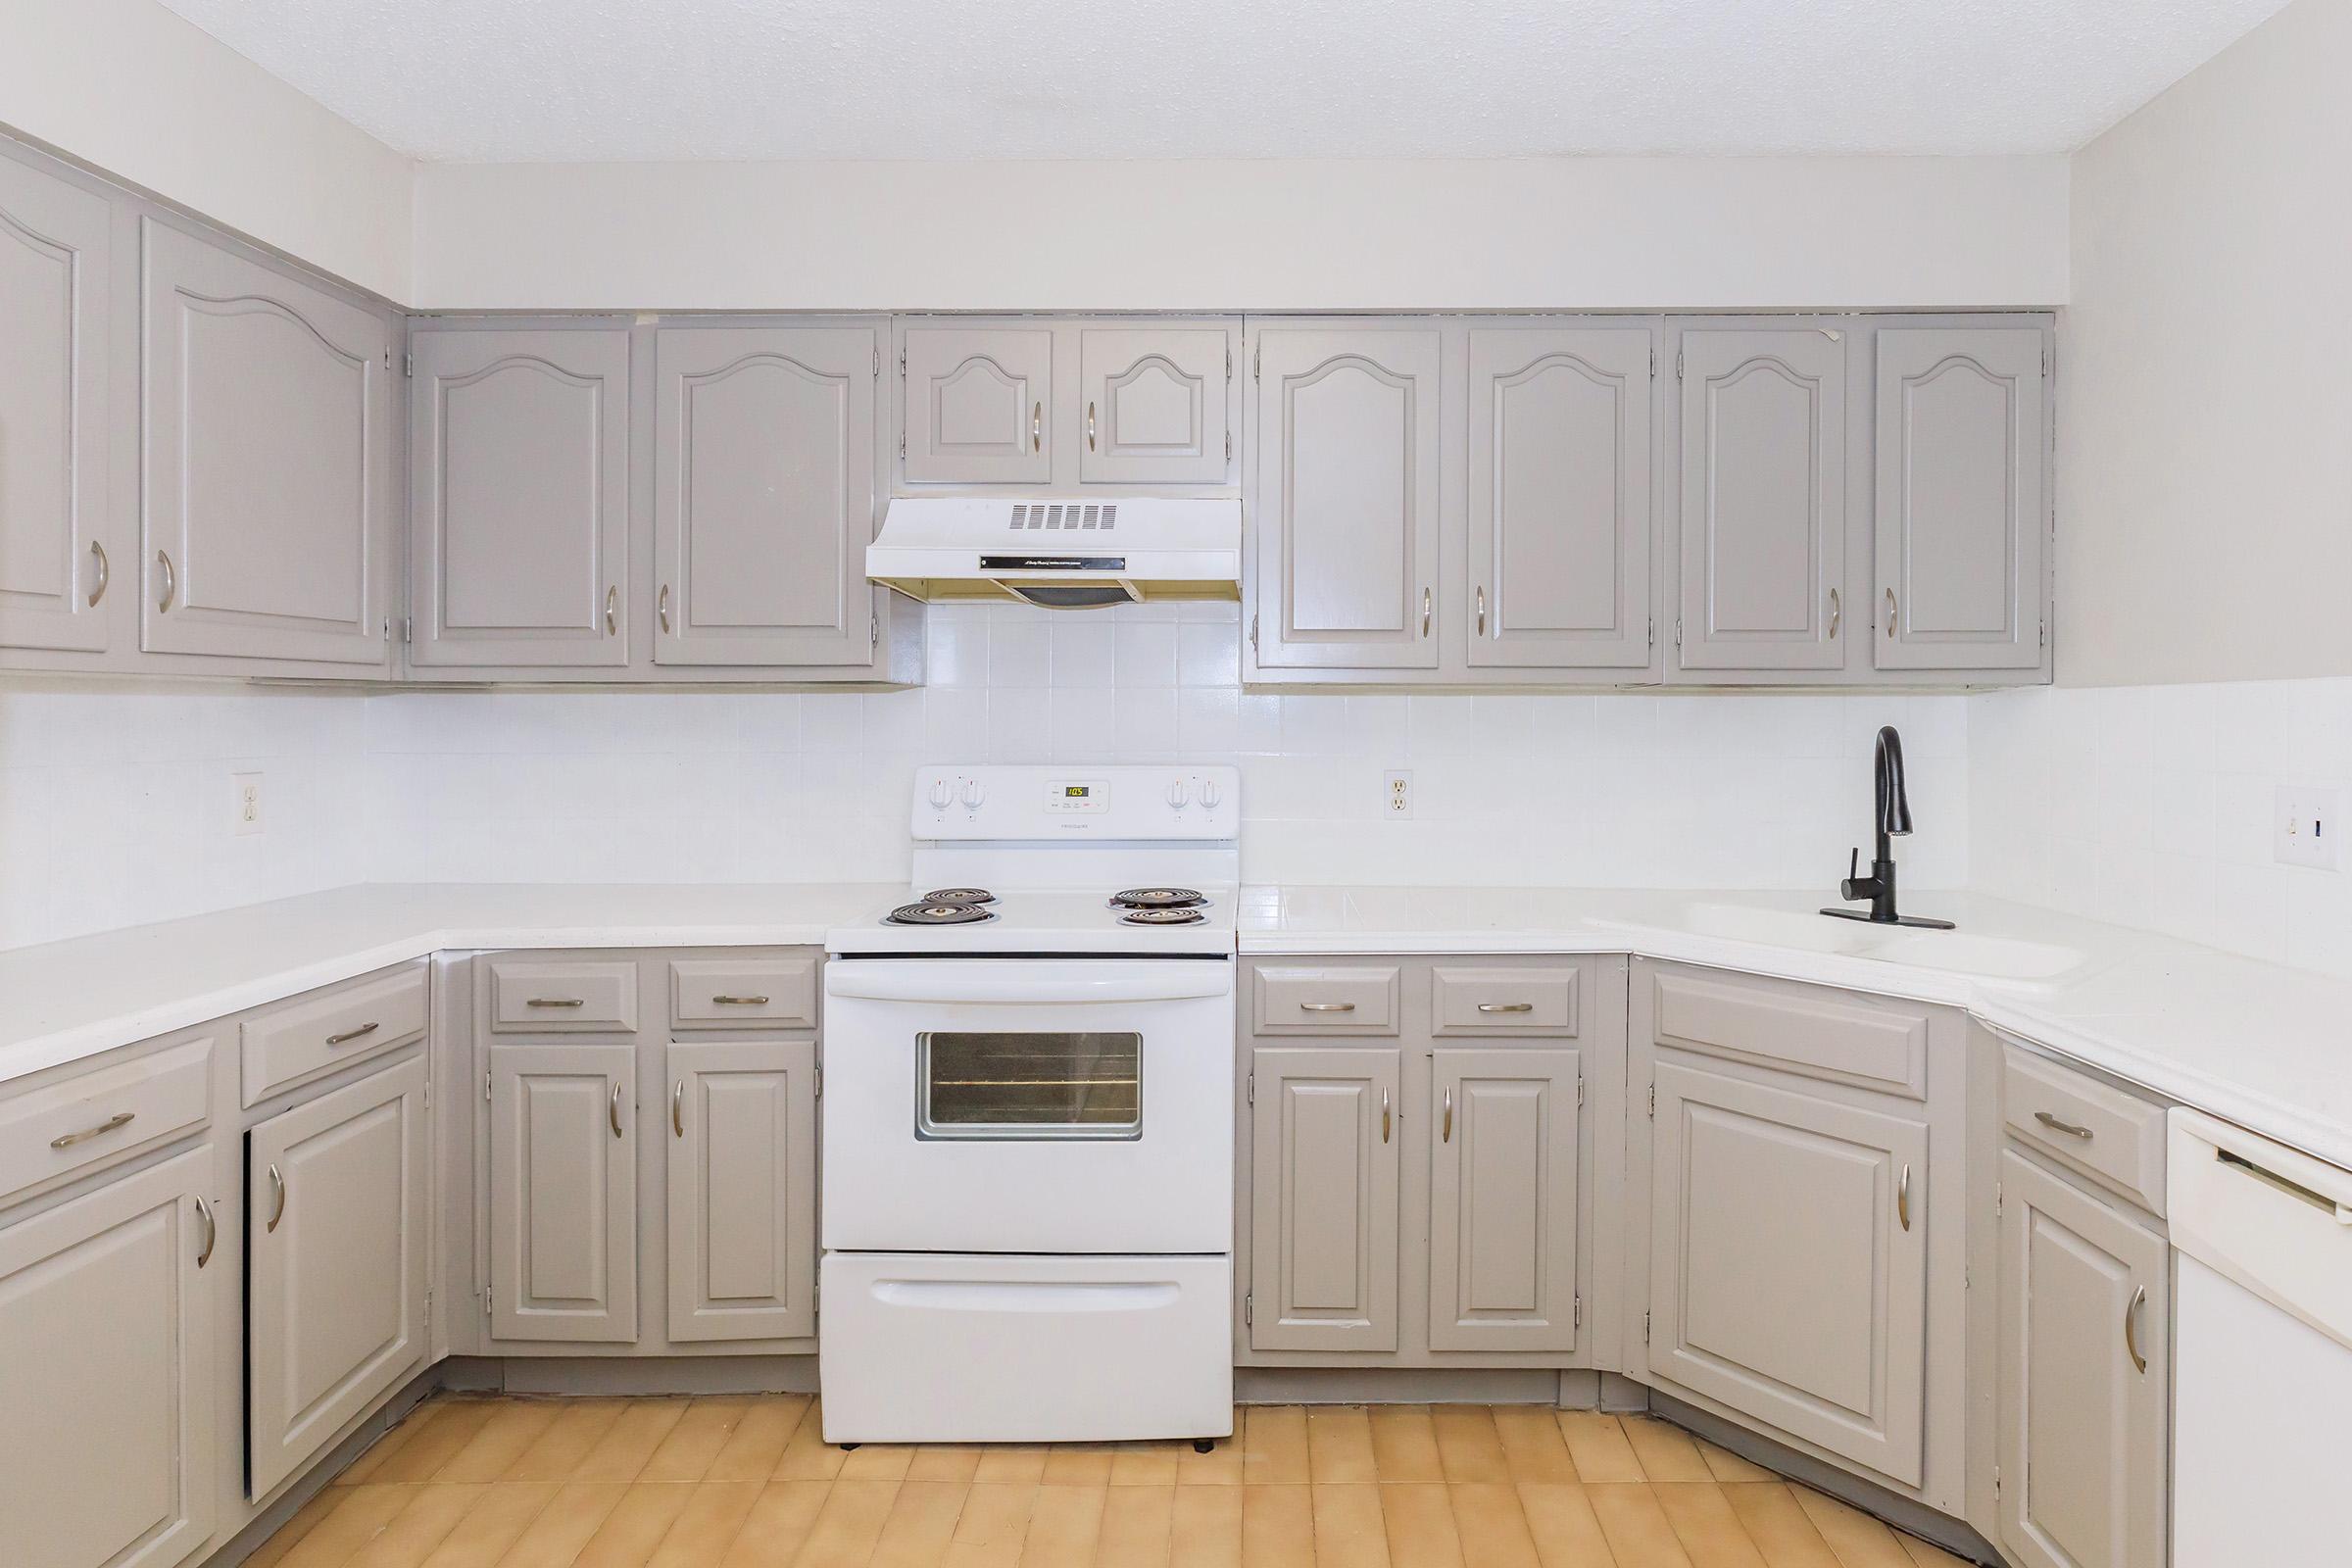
0,1038,214,1207
242,962,428,1105
669,957,817,1030
1649,967,1928,1098
2003,1043,2168,1215
1431,965,1580,1036
1252,965,1399,1035
487,959,638,1033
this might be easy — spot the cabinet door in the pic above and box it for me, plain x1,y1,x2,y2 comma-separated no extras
1252,326,1443,670
246,1055,429,1497
0,157,111,654
901,325,1053,484
0,1150,217,1568
1875,328,2048,672
409,328,630,668
1648,1059,1928,1486
665,1039,817,1342
1078,326,1230,484
142,220,393,666
1248,1046,1400,1350
653,325,877,667
1466,328,1653,670
489,1042,638,1342
1429,1048,1581,1351
1996,1151,2168,1568
1676,328,1846,671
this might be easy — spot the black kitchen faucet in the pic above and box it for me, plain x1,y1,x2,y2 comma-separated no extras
1822,725,1956,930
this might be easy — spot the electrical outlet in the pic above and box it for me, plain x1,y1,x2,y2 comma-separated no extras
232,771,264,836
2275,785,2339,870
1384,770,1413,818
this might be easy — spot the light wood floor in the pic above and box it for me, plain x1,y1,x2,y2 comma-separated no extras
243,1396,1981,1568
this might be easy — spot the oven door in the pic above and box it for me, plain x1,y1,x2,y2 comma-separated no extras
821,958,1235,1253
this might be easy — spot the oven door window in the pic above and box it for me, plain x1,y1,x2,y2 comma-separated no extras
918,1031,1143,1140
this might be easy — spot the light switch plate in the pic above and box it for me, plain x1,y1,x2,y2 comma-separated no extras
2275,785,2339,870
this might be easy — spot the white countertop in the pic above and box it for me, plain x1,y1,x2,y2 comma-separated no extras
4,881,2347,1172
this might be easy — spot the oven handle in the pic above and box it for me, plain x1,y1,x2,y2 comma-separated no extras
827,968,1232,1004
872,1278,1183,1314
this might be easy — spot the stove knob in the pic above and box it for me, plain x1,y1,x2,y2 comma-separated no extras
1200,778,1222,808
927,779,953,809
1166,780,1189,809
959,779,984,808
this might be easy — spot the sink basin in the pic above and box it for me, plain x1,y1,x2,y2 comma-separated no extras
1656,902,2088,983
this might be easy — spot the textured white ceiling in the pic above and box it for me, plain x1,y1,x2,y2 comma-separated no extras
153,0,2291,163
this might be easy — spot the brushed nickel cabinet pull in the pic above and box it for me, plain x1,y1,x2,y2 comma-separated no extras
50,1110,135,1150
610,1081,623,1138
605,585,618,635
1827,586,1840,638
1381,1087,1392,1145
1421,587,1432,637
1299,1002,1355,1013
325,1021,379,1047
87,541,109,608
711,995,769,1006
526,997,585,1008
1476,1002,1534,1013
266,1163,286,1233
1897,1163,1912,1231
155,550,176,612
1885,587,1898,637
2125,1285,2148,1372
2034,1109,2094,1140
659,584,672,634
1442,1086,1453,1144
672,1080,685,1138
1476,585,1487,637
195,1197,216,1268
1032,402,1042,453
1087,401,1097,452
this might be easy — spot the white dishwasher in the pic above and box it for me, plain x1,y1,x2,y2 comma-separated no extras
2168,1107,2352,1567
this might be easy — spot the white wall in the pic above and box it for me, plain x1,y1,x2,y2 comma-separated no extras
2059,0,2352,686
0,0,414,300
411,156,2069,312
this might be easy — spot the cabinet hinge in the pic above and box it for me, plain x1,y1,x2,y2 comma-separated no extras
1646,613,1654,650
1643,1310,1651,1344
1676,351,1686,380
1993,1465,2002,1499
1245,1293,1253,1327
2039,618,2048,649
1246,1072,1254,1105
1995,1180,2003,1217
2042,342,2052,375
870,615,880,649
1574,1293,1583,1330
814,1063,823,1099
1225,344,1233,378
1225,430,1232,464
1649,347,1657,376
1648,1083,1655,1117
1577,1074,1585,1108
403,351,414,378
1674,617,1684,649
1252,342,1260,380
900,429,906,460
1250,613,1259,653
422,1076,432,1110
484,1069,492,1102
873,346,881,375
899,350,906,373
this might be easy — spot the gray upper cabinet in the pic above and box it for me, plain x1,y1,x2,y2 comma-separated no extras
409,327,631,669
1428,1047,1581,1352
0,157,111,655
1467,326,1654,670
665,1038,818,1342
488,1042,639,1343
900,324,1053,485
1676,327,1847,672
1251,323,1444,670
1078,326,1230,484
141,220,393,667
1874,327,2049,672
1249,1045,1402,1351
653,323,879,667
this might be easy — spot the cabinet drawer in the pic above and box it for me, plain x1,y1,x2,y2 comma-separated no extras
2002,1044,2167,1215
669,957,817,1030
1252,965,1399,1035
1649,967,1928,1099
1431,966,1580,1036
242,962,428,1105
0,1038,214,1208
487,960,638,1033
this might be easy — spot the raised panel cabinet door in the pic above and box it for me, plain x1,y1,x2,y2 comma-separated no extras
1677,328,1847,671
1078,326,1230,484
0,157,111,654
1252,326,1443,669
901,325,1053,484
665,1039,817,1342
1467,327,1653,669
1248,1046,1401,1351
409,328,631,668
246,1054,429,1498
654,324,879,667
1875,328,2048,671
1996,1150,2168,1568
1428,1047,1581,1351
0,1149,217,1568
141,220,393,666
489,1042,638,1342
1648,1059,1929,1486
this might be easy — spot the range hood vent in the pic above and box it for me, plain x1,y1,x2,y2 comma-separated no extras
867,497,1240,609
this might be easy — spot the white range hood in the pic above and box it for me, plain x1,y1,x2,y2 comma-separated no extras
866,497,1240,609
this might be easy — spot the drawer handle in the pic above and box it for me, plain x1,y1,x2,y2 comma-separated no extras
195,1196,216,1269
1299,1002,1355,1013
50,1110,136,1150
326,1021,380,1047
527,997,586,1008
1381,1087,1392,1144
2034,1109,2094,1140
266,1162,286,1233
1442,1086,1453,1144
710,994,770,1006
2125,1285,2148,1374
672,1080,685,1138
610,1082,624,1138
1897,1163,1912,1232
1475,1002,1535,1014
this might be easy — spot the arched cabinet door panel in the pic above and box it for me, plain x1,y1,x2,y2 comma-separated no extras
901,326,1053,484
1079,327,1230,484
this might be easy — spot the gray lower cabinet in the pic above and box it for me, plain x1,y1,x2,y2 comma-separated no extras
1995,1149,2168,1568
141,220,396,668
1077,325,1231,484
0,1149,218,1568
653,323,882,668
0,154,112,656
1247,1045,1402,1351
488,1042,639,1343
1250,322,1444,670
1427,1047,1581,1351
900,323,1054,485
1465,326,1654,671
664,1038,817,1342
409,327,632,669
1647,1057,1930,1487
245,1054,430,1498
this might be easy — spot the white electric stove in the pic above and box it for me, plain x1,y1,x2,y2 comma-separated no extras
817,765,1240,1446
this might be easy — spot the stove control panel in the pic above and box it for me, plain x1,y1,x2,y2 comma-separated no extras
912,765,1240,840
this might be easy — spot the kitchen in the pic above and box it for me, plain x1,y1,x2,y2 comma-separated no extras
1,1,2348,1565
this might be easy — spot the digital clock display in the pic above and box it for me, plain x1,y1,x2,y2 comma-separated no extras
1064,786,1090,798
